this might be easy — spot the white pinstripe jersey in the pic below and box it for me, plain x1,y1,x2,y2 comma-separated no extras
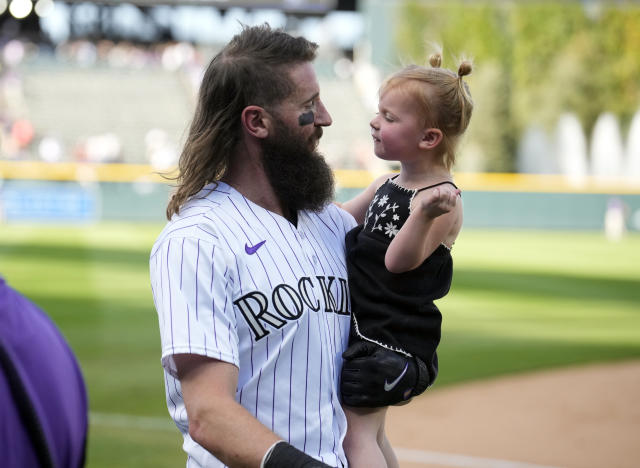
150,182,356,468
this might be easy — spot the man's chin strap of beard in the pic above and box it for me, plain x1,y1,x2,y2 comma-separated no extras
261,108,335,215
283,208,298,227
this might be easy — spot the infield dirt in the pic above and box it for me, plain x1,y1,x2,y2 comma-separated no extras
386,360,640,468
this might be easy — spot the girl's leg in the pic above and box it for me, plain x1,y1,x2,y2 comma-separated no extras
377,409,399,468
343,406,388,468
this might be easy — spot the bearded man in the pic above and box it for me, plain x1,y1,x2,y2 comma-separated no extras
150,24,355,468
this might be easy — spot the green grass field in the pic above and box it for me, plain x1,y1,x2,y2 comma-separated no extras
1,223,639,467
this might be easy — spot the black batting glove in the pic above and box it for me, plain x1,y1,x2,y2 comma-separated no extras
340,341,430,407
263,441,334,468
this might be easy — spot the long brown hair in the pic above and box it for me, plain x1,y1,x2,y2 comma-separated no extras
166,24,318,219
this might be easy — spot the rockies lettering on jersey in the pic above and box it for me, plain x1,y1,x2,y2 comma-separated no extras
235,276,350,341
150,182,357,468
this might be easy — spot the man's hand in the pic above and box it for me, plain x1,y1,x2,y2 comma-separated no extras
340,341,431,407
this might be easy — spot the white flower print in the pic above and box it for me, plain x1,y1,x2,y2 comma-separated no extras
370,197,395,233
384,222,398,237
392,214,399,221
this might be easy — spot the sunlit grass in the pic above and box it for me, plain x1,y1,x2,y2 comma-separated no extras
1,223,639,467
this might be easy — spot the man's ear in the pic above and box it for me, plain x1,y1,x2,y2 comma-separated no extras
419,128,443,150
241,106,269,139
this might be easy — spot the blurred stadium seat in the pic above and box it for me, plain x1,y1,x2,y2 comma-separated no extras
22,57,193,164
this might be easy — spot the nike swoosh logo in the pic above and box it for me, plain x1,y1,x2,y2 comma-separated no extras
384,362,409,392
245,240,266,255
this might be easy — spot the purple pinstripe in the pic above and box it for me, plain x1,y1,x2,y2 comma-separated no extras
317,311,323,458
166,240,174,354
303,312,310,452
195,240,200,321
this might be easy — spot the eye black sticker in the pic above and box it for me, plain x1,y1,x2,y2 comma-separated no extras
298,111,315,126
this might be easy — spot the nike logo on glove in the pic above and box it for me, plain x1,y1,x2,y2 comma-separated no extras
384,362,409,391
245,240,266,255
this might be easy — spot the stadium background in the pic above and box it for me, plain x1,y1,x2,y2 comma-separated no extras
1,1,639,467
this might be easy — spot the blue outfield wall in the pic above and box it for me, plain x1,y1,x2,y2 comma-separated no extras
337,187,640,230
0,180,171,223
2,179,640,231
464,191,640,230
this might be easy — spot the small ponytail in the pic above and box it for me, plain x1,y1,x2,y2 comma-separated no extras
457,60,472,78
429,53,442,68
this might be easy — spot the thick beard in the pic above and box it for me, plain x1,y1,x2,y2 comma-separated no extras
261,119,335,214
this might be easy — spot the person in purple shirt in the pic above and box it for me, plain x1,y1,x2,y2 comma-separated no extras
0,275,88,468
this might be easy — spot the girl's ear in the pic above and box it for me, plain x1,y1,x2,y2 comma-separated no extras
419,128,443,150
241,106,269,139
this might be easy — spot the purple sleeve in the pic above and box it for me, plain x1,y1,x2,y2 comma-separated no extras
0,277,88,468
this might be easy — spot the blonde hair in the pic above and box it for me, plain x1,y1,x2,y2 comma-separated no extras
380,52,474,169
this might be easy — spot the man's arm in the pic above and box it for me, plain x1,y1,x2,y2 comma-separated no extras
176,354,334,468
341,173,392,224
175,354,280,468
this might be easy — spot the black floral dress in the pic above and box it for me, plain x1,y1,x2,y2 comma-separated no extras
345,176,459,386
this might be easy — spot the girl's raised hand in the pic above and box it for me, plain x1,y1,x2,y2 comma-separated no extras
419,186,461,219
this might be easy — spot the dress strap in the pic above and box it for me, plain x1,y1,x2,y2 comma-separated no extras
416,180,459,193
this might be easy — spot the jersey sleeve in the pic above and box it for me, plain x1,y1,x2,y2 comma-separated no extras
150,235,239,378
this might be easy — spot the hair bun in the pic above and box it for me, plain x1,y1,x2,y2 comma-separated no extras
458,61,472,77
429,53,442,68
